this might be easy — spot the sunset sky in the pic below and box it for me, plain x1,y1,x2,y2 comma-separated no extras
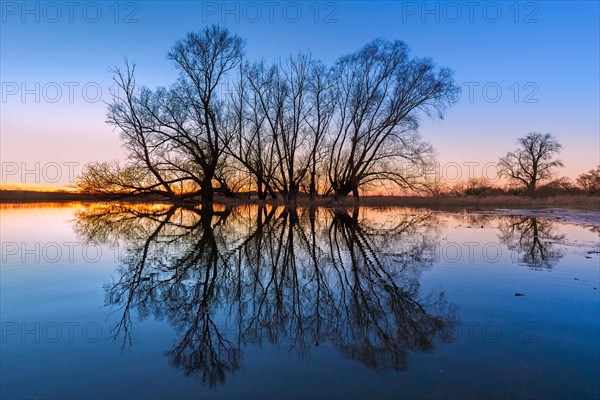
1,1,598,190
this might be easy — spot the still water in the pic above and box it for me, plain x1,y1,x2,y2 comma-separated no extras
1,203,598,399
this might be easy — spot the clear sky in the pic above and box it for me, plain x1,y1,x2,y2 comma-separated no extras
1,0,599,189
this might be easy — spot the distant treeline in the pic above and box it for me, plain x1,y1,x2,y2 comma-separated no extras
429,165,600,198
0,190,104,203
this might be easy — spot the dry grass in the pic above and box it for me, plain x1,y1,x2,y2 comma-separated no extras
349,194,600,210
215,193,600,210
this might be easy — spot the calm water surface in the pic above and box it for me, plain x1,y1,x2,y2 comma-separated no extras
1,203,599,399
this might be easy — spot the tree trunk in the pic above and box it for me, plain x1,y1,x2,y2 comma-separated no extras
333,185,351,201
525,179,537,196
352,186,360,203
286,183,299,206
309,159,317,200
257,177,277,199
257,179,266,200
268,186,277,199
201,175,214,205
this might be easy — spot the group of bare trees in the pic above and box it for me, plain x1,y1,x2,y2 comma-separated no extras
76,25,459,205
577,165,600,195
76,25,595,202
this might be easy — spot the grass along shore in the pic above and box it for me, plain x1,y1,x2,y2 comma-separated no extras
0,190,598,210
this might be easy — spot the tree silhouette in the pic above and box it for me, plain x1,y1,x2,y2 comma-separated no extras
498,132,563,194
77,27,458,204
326,39,458,200
577,165,600,195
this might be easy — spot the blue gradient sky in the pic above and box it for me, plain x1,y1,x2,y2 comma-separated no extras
1,1,598,189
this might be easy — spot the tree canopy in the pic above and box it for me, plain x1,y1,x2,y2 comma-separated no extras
498,132,563,194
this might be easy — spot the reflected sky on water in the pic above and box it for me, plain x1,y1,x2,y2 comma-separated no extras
1,204,598,399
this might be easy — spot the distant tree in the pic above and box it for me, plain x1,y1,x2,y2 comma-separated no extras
421,169,450,196
577,165,600,195
461,178,505,197
498,132,563,194
536,177,577,196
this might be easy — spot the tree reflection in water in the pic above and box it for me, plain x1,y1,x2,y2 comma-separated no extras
74,204,458,387
497,216,565,269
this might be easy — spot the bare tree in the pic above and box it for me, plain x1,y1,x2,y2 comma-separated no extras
224,60,279,200
242,54,319,205
305,60,335,199
327,39,458,200
101,62,188,199
577,165,600,194
92,26,244,205
498,132,563,194
164,25,244,205
273,53,313,205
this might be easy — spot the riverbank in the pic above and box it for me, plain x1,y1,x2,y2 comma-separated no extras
1,190,598,210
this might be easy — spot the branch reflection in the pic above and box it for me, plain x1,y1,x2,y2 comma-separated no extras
497,216,565,269
74,204,458,387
